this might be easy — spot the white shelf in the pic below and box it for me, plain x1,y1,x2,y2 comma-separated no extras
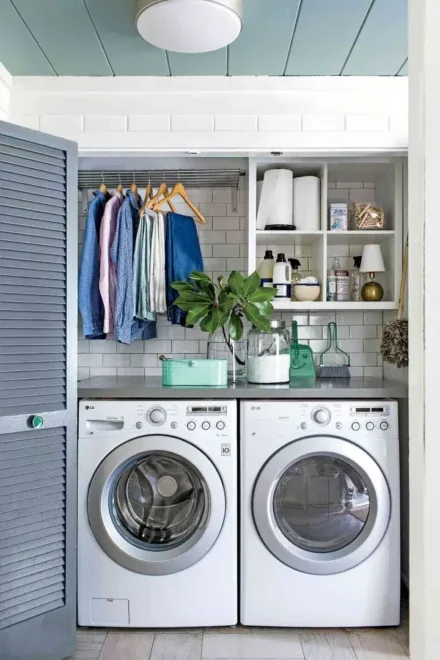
256,230,323,245
326,230,395,245
272,300,398,311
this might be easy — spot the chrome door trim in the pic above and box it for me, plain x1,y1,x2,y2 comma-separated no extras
88,434,226,575
253,436,391,575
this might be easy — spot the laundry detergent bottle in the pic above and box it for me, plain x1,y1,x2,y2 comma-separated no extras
257,250,275,287
273,253,292,299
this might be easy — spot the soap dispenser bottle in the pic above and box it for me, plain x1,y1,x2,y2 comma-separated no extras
273,253,291,299
289,258,301,300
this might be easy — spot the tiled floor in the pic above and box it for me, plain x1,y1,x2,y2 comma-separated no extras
71,609,409,660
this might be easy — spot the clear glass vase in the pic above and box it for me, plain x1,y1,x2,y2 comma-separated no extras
207,328,247,382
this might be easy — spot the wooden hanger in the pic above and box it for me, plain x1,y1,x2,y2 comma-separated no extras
153,182,206,224
99,173,107,195
139,183,154,216
147,182,177,213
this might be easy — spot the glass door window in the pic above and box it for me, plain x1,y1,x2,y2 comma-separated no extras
273,456,370,553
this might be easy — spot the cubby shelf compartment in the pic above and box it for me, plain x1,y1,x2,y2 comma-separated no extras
248,156,404,312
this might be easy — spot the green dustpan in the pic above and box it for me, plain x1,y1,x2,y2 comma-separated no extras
289,321,316,379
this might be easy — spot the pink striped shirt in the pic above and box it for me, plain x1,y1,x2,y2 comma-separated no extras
99,191,123,335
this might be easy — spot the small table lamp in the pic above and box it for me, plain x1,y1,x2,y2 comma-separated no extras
360,244,386,301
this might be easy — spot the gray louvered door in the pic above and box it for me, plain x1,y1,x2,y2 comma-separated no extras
0,121,77,660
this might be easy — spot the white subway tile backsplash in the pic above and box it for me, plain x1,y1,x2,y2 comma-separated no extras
327,188,349,202
227,257,247,271
213,216,240,230
322,325,349,339
213,244,239,257
172,340,199,354
346,115,389,132
78,340,90,353
350,326,377,339
364,338,382,353
78,353,102,367
89,367,116,377
116,342,144,353
258,115,301,132
198,230,226,244
204,257,227,271
77,367,90,381
128,115,170,131
157,325,185,340
350,353,378,367
215,115,257,131
40,115,83,135
171,115,214,131
336,311,364,326
117,368,145,376
143,340,172,354
102,354,130,367
364,367,384,378
309,312,336,326
226,230,246,244
297,326,322,340
212,188,232,203
338,339,364,353
302,114,345,131
84,115,126,132
364,311,383,325
89,340,117,353
132,354,159,367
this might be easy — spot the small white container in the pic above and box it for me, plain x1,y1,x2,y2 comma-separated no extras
293,284,321,302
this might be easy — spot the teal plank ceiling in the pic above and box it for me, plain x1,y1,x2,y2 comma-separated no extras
285,0,372,75
168,49,227,76
85,0,169,75
228,0,301,75
342,0,408,75
11,0,112,75
0,0,55,75
0,0,408,77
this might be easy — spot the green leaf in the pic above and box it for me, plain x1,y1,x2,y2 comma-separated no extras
186,304,212,326
244,302,271,332
201,308,229,334
228,270,244,295
218,289,235,311
174,292,211,312
197,280,216,300
248,287,278,303
217,275,225,288
189,270,212,283
228,314,244,341
253,300,274,317
171,280,194,292
241,271,261,298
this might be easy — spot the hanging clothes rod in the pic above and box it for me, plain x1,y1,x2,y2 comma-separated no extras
78,169,246,189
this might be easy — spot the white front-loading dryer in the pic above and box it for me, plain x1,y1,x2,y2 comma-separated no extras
241,400,400,627
78,399,237,627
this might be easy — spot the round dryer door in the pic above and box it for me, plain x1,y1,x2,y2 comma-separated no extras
253,436,391,575
88,435,225,575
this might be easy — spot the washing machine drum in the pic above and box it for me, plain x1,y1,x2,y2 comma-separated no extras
253,436,391,575
88,435,226,575
115,453,206,548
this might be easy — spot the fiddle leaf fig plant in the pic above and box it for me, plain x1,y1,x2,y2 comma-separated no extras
171,270,277,341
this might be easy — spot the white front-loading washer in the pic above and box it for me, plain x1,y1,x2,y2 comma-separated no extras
78,399,237,628
241,400,400,627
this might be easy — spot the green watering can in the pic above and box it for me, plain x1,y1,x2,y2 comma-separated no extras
289,321,316,379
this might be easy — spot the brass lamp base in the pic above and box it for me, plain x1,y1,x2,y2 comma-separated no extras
361,274,384,302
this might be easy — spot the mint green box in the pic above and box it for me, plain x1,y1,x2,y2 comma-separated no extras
161,358,228,387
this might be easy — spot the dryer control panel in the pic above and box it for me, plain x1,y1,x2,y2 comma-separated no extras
243,400,398,438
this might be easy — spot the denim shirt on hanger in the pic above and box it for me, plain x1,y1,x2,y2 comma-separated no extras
79,189,108,338
111,190,157,344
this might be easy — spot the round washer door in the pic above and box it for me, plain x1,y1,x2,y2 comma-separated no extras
253,436,391,575
88,434,225,575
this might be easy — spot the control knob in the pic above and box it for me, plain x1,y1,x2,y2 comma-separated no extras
312,408,331,425
351,422,361,431
148,407,166,425
366,422,375,431
380,421,389,431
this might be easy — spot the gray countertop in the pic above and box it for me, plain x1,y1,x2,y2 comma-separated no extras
78,376,407,400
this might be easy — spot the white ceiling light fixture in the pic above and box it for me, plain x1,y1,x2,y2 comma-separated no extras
135,0,243,54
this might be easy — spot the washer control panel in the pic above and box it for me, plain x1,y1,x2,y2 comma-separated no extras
79,400,233,439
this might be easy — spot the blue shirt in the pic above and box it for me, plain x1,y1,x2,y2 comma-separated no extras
111,191,157,344
79,190,107,338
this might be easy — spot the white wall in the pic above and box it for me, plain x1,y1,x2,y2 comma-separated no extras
9,76,408,154
0,62,11,121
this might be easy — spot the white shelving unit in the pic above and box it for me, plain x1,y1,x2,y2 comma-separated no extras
248,157,404,311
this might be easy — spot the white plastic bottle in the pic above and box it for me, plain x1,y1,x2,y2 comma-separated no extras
273,253,292,299
257,250,275,287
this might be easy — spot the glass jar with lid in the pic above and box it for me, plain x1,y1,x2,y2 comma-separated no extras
247,320,290,384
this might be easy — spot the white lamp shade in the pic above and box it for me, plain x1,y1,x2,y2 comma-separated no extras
360,244,386,273
136,0,243,53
